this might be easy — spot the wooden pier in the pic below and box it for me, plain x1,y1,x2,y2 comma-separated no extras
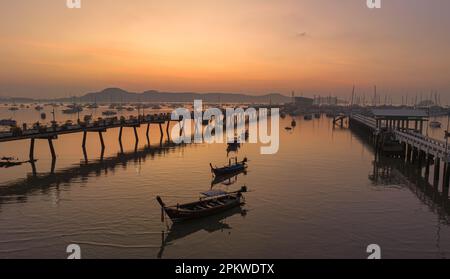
348,109,450,188
0,114,172,161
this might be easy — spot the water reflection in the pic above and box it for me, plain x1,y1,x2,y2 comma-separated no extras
210,169,247,188
0,140,188,206
157,207,248,258
370,154,450,224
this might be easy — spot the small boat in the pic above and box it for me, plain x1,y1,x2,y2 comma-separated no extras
210,157,248,176
8,107,19,111
291,119,296,127
156,186,247,222
62,105,83,114
102,110,117,116
35,105,44,111
430,121,442,128
0,119,17,126
285,127,292,131
86,103,99,109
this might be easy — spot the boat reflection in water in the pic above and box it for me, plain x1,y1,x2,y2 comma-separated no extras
157,206,248,258
210,168,247,188
0,139,187,206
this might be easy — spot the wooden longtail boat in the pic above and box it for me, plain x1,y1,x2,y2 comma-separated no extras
156,186,247,222
210,157,247,176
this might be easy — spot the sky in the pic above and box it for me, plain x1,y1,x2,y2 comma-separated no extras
0,0,449,103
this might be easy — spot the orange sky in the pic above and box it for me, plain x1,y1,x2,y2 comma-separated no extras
0,0,449,102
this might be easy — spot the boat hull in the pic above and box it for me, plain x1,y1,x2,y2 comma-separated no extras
212,164,246,176
164,194,244,222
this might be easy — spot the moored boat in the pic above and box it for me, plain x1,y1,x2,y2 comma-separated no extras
102,110,117,116
156,186,247,222
429,121,442,128
210,157,248,176
0,119,17,126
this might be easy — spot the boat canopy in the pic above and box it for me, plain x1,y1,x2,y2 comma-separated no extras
201,190,228,197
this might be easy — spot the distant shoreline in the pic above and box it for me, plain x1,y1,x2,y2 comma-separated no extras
0,88,296,104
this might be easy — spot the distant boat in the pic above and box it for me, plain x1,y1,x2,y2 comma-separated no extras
86,103,99,109
156,186,247,222
0,119,17,126
8,107,19,111
285,127,293,130
291,119,297,127
430,121,442,128
62,105,83,114
35,105,44,111
102,110,117,116
210,157,248,176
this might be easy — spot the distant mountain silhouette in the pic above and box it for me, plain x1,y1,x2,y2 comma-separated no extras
57,88,292,104
0,88,293,104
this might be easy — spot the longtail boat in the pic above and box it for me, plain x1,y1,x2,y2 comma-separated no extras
210,157,247,176
156,186,247,222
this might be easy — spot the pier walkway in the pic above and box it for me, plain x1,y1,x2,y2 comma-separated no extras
0,114,173,160
349,110,450,187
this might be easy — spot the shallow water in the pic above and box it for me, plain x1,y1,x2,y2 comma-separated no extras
1,106,450,259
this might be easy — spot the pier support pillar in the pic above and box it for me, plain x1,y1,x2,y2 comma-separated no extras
119,126,123,143
444,163,450,188
425,155,432,179
146,123,150,143
434,157,441,184
82,131,87,148
98,131,105,150
29,138,35,160
405,144,412,162
133,126,139,144
166,120,171,136
48,138,56,160
411,148,418,164
159,123,163,138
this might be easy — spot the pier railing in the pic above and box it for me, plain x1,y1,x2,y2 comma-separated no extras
350,113,450,162
0,114,170,143
394,130,450,162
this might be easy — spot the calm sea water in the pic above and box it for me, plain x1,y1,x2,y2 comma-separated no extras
1,105,450,259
